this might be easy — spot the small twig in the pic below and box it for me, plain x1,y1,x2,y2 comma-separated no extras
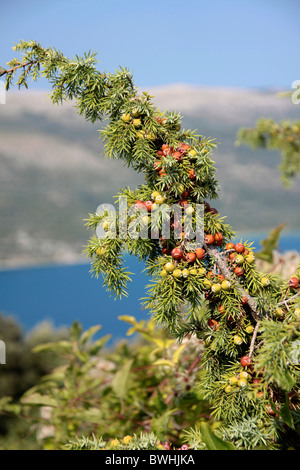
0,59,39,78
276,292,300,308
204,243,261,322
249,322,260,357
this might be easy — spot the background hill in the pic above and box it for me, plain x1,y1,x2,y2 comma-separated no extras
0,85,299,268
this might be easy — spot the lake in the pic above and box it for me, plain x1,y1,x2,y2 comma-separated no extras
0,233,299,344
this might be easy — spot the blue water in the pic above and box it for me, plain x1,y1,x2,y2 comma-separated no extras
0,234,299,343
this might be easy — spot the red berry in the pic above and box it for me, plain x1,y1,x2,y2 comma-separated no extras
214,232,223,246
173,151,182,161
205,234,215,245
235,243,245,253
226,242,235,250
180,444,190,450
204,202,211,212
241,296,248,305
163,442,172,450
178,199,188,207
240,356,252,368
289,277,299,289
181,190,189,199
208,319,220,330
186,252,196,264
188,169,196,180
154,160,162,171
171,247,183,260
134,200,145,210
144,200,153,212
234,266,244,277
195,248,206,260
218,305,226,314
180,143,190,153
210,207,218,214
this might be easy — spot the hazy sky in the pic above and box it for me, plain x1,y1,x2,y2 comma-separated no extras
1,0,299,90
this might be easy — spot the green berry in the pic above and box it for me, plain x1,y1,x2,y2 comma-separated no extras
221,280,231,291
173,269,182,279
233,335,243,345
229,376,238,385
198,267,206,277
238,378,247,387
211,283,222,293
165,262,175,273
261,277,270,287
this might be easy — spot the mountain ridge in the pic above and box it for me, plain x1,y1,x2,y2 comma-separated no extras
0,86,299,267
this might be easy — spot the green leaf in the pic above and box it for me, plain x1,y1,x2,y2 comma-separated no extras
111,359,133,400
32,340,72,354
70,321,83,341
279,396,295,429
90,334,112,355
153,359,174,368
79,325,102,345
20,393,58,407
200,423,236,450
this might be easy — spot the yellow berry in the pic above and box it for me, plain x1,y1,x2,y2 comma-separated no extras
233,335,243,345
121,113,131,123
240,371,249,380
182,269,190,278
229,376,238,385
123,435,133,445
261,277,270,287
198,267,206,277
245,325,254,334
238,378,248,387
151,191,160,200
294,308,300,319
203,279,212,289
173,269,182,279
211,283,222,293
155,195,165,205
133,118,142,127
110,439,120,448
165,262,175,273
190,268,198,275
221,280,232,291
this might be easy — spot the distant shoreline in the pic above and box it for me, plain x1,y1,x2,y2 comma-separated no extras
1,232,299,273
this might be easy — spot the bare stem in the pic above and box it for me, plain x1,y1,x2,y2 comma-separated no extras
204,243,261,322
249,322,260,357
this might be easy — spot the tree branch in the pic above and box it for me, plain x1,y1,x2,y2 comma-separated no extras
0,59,39,78
204,243,261,322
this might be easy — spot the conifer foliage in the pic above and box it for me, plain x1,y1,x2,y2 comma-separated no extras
2,41,300,449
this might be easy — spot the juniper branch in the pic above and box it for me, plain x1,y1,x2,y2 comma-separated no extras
204,243,261,322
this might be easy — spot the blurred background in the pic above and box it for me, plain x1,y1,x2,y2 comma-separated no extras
0,0,300,340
